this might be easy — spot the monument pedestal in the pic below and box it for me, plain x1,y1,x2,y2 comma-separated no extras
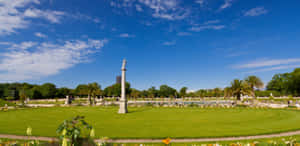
118,99,128,114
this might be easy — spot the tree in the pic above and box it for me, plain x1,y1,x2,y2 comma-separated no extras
290,68,300,96
29,86,42,99
195,89,207,98
230,79,253,100
245,76,264,97
148,86,157,100
179,87,187,98
87,82,101,105
224,87,233,98
266,73,291,95
130,89,141,102
159,85,177,98
212,88,223,97
103,82,131,97
56,87,72,98
75,84,89,97
40,83,57,99
0,84,4,99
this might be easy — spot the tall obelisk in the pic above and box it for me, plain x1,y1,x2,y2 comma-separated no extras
118,59,128,114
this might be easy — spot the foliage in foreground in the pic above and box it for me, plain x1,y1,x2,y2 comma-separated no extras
56,116,94,146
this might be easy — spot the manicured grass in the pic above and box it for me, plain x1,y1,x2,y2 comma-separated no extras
1,107,300,139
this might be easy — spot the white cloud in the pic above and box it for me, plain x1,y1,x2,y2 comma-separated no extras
0,39,108,81
0,0,66,35
24,8,65,23
163,41,176,46
8,41,37,50
119,33,135,38
189,25,225,32
204,20,220,25
34,32,47,38
195,0,205,6
0,42,12,45
233,58,300,69
219,0,233,10
141,0,189,20
246,64,300,74
244,7,268,16
135,4,143,12
177,32,191,36
110,0,189,20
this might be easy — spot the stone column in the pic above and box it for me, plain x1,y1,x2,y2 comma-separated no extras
118,59,128,114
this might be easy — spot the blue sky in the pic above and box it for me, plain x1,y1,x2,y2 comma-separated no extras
0,0,300,91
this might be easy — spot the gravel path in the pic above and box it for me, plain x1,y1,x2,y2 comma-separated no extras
1,130,300,143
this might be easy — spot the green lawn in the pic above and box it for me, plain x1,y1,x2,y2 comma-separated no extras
1,107,300,139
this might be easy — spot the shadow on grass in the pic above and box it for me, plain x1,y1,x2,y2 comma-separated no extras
126,107,152,114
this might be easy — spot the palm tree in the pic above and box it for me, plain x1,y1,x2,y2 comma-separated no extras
245,76,264,97
224,87,233,99
87,83,101,105
230,79,253,100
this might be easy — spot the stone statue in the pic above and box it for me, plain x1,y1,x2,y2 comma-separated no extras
65,95,71,105
118,59,128,114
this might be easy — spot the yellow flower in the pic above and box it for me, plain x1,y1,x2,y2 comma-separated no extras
162,137,171,145
62,129,67,136
26,127,32,136
90,128,95,138
62,137,68,146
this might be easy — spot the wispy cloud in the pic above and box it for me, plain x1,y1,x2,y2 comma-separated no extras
195,0,205,6
119,33,135,38
163,41,176,46
177,32,192,36
233,58,300,69
219,0,234,10
0,0,66,35
24,8,65,23
246,64,300,74
110,0,189,21
189,19,225,32
189,25,225,32
8,41,37,50
34,32,47,38
135,4,143,12
244,7,268,16
204,20,220,25
0,38,108,81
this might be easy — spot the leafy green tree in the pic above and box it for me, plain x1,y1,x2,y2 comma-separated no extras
19,83,32,102
159,85,177,98
103,82,130,97
148,86,158,100
0,84,4,99
130,89,141,102
212,88,223,97
179,87,188,98
289,68,300,96
195,89,207,97
40,83,57,99
29,86,42,99
56,87,72,98
75,84,89,97
245,76,264,97
266,73,291,95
